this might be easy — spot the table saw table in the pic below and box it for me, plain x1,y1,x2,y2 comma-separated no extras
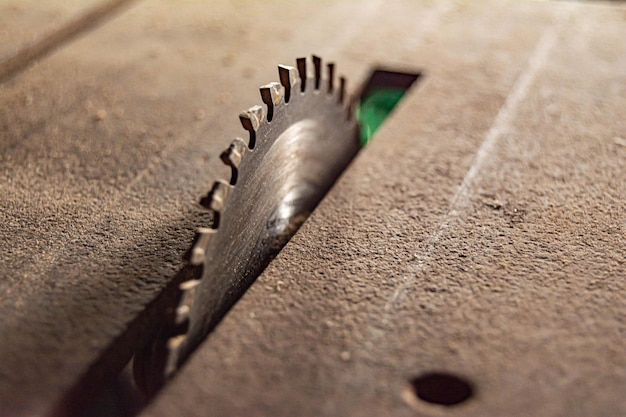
0,1,624,416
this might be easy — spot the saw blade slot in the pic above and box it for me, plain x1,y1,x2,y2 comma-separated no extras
357,69,421,145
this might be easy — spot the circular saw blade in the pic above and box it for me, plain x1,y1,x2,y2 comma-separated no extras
135,55,359,388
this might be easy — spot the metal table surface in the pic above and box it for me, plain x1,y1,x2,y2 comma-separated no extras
1,1,624,416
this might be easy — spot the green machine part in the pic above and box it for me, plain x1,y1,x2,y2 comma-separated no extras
356,88,406,146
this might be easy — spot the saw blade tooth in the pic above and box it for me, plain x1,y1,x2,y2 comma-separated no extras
278,64,297,103
188,228,214,265
239,105,264,149
339,76,346,105
327,62,335,94
175,279,201,324
180,278,201,291
175,303,191,326
296,57,307,92
220,138,247,185
175,305,190,325
165,335,186,377
260,82,284,123
199,180,230,229
207,180,229,212
312,55,322,90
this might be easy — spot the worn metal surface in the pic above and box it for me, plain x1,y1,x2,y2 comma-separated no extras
1,0,624,416
143,1,626,417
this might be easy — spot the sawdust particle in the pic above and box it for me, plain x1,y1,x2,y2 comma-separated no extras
94,109,107,121
613,137,626,147
195,109,206,121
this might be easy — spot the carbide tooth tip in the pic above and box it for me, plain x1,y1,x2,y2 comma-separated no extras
188,228,214,265
221,137,247,169
180,279,202,291
239,105,264,129
190,247,205,265
165,335,186,376
296,57,307,92
278,65,297,103
327,62,335,93
210,180,229,211
239,105,264,149
312,55,322,90
278,65,297,87
264,82,284,105
200,180,229,212
174,281,197,325
221,138,247,185
260,82,285,122
175,305,191,324
167,335,186,350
